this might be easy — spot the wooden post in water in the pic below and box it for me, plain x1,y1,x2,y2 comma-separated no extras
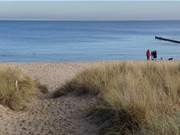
155,36,180,44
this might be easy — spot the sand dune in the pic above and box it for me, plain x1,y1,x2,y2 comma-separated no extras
0,62,179,135
0,62,98,135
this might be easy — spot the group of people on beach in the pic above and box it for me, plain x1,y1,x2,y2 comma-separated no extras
146,49,174,61
146,49,157,61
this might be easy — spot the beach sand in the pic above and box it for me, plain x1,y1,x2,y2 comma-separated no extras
0,62,100,135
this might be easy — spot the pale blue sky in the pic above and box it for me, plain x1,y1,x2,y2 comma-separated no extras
0,1,180,20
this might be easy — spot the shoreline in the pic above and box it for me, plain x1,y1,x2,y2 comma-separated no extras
0,59,178,63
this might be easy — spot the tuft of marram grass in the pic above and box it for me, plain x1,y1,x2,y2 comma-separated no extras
54,62,180,135
0,67,36,111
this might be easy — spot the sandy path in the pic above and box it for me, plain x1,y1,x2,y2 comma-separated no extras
0,63,99,135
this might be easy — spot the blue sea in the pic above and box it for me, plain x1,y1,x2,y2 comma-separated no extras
0,21,180,62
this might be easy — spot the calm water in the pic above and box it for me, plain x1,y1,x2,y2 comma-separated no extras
0,21,180,62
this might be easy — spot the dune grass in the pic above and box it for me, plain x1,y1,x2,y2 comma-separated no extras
54,62,180,135
0,67,36,111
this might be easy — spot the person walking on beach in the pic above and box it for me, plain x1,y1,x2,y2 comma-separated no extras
151,50,157,61
151,50,155,61
146,49,151,61
154,50,157,61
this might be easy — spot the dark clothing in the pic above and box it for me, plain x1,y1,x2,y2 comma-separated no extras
151,50,157,60
154,51,157,59
146,50,158,61
168,58,173,61
151,51,154,60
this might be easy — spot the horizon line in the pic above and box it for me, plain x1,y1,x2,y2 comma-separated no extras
0,19,180,22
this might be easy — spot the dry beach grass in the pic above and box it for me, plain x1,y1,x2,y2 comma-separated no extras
0,62,179,135
0,67,36,111
54,62,180,135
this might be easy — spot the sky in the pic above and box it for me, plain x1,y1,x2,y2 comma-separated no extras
0,1,180,21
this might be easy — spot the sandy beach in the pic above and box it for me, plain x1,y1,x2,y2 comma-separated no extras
1,2,180,135
0,62,99,135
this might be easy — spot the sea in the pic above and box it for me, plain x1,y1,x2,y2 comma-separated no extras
0,21,180,62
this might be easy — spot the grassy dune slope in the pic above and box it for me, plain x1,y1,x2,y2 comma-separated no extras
54,62,180,135
0,67,36,110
